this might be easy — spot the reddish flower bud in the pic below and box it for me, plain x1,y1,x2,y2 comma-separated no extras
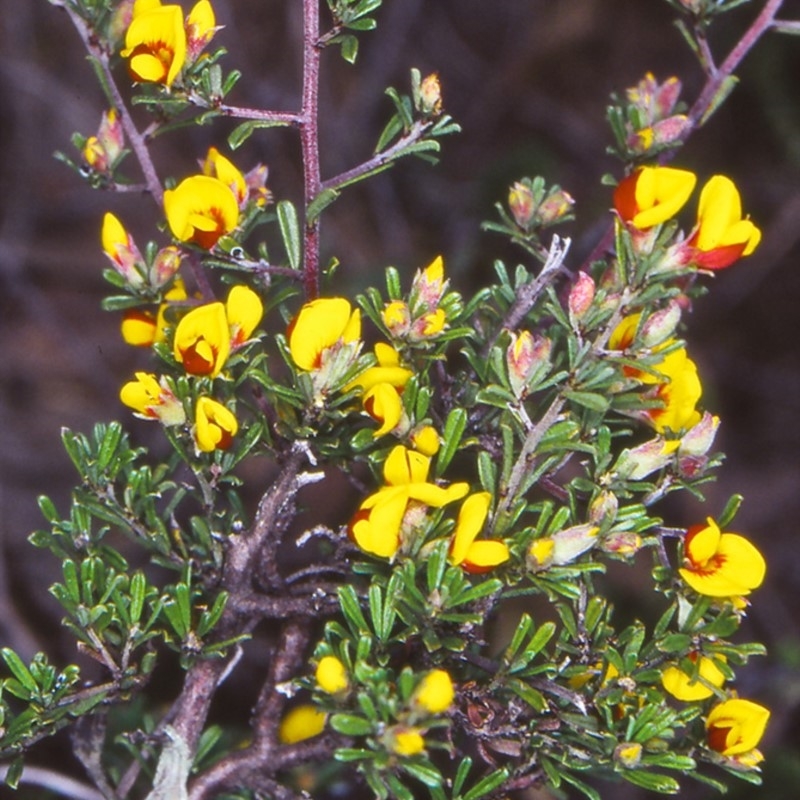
568,272,595,322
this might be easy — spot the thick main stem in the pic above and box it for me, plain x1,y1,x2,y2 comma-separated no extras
301,0,323,299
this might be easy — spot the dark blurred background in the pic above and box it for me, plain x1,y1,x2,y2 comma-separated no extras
1,1,799,797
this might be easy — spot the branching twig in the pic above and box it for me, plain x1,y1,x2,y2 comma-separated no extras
60,5,164,204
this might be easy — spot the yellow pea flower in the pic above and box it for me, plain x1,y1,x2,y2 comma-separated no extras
278,704,327,744
409,424,440,456
614,166,697,230
288,297,361,372
688,175,761,270
706,698,769,760
661,653,727,701
363,383,405,438
194,397,238,452
163,175,239,250
449,492,509,573
173,302,231,377
186,0,218,61
121,2,187,86
679,518,765,598
226,284,263,348
202,146,247,207
120,372,185,426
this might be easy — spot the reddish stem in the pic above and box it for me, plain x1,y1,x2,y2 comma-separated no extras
300,0,323,299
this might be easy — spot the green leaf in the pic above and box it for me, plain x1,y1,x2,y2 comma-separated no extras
227,118,293,151
717,493,743,528
3,757,24,790
506,678,547,712
699,75,739,127
561,771,601,800
2,649,38,694
277,200,301,270
436,407,467,477
330,713,373,736
338,585,369,635
340,34,359,63
402,760,443,788
462,768,509,800
621,770,680,793
563,390,610,412
306,187,341,222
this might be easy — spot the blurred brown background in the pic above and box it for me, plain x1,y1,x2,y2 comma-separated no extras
1,0,799,797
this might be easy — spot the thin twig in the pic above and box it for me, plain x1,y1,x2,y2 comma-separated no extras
60,5,164,204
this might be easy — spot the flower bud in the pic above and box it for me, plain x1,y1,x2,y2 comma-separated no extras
568,272,595,323
409,425,440,457
640,301,681,348
679,412,720,457
509,182,535,229
588,491,618,526
614,438,679,481
382,301,411,337
418,73,442,116
388,727,425,756
600,531,642,557
537,187,575,226
150,246,183,289
315,655,349,694
506,331,551,398
614,742,643,769
413,669,454,714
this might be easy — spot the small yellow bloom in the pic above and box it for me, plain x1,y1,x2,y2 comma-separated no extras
679,518,765,598
83,109,124,173
614,742,643,768
409,425,440,456
315,655,349,694
382,300,411,336
417,308,447,337
288,297,361,372
163,175,239,250
614,166,697,230
202,146,247,207
121,2,187,86
661,653,727,701
528,524,598,571
226,285,263,348
413,669,454,714
194,396,238,452
173,302,231,377
389,727,425,756
121,309,159,347
449,492,509,573
706,698,769,758
689,175,761,270
278,704,327,744
348,343,413,394
102,212,145,288
120,372,185,426
349,446,468,559
186,0,218,61
363,383,405,438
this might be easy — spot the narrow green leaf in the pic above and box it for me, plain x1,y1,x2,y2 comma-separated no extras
330,713,373,736
621,770,680,793
96,422,123,472
717,493,743,528
277,200,301,270
3,757,24,790
1,649,37,693
436,407,467,476
227,118,293,151
306,187,340,222
462,768,509,800
402,760,443,788
340,34,359,63
129,572,146,626
563,390,610,412
338,585,369,634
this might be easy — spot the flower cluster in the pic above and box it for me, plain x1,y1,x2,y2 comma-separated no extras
614,165,760,270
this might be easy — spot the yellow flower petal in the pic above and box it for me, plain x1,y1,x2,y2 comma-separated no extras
163,175,239,249
122,4,187,86
315,656,349,694
706,698,770,757
226,285,263,347
174,302,231,377
278,704,327,744
450,492,491,566
414,669,454,714
288,297,360,371
194,397,238,452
